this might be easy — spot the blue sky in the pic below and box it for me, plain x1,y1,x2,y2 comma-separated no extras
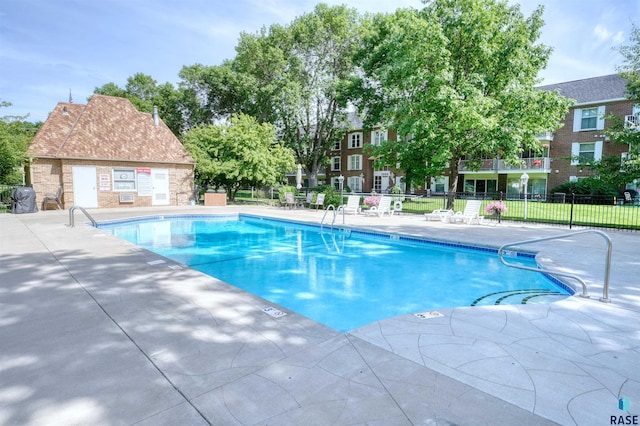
1,0,638,123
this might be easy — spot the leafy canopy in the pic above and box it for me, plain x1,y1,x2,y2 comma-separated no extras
0,101,40,185
182,4,363,187
182,113,295,199
603,23,640,184
351,0,571,204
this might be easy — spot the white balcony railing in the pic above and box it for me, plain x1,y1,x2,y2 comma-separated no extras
458,157,550,173
536,132,554,141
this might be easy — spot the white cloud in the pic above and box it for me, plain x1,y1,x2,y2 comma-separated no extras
594,24,612,41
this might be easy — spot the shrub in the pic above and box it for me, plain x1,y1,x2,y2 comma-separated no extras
551,178,617,196
277,184,298,202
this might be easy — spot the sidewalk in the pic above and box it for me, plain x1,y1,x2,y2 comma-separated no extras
1,205,638,425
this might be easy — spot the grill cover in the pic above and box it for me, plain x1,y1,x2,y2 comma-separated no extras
11,187,38,214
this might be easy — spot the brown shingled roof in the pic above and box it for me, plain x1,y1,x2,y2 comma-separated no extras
28,94,194,164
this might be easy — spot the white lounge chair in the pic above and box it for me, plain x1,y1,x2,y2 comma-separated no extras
449,200,484,224
337,195,361,215
365,196,393,217
425,209,453,222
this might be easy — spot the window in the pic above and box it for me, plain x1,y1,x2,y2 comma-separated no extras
371,130,387,146
348,176,362,192
113,168,136,191
332,176,344,191
573,106,605,131
431,176,448,193
348,132,362,149
464,179,497,195
373,175,382,192
581,108,598,130
332,140,341,151
347,154,362,170
571,141,603,165
331,156,341,171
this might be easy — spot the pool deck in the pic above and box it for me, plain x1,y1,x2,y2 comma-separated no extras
2,205,639,425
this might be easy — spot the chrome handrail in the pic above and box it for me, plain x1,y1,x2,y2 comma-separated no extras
68,205,97,227
320,205,336,231
498,229,612,302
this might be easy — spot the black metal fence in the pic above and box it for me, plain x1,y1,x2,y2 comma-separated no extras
0,185,18,213
399,192,640,231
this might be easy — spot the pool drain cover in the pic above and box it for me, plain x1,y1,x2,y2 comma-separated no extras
262,306,287,318
415,311,444,319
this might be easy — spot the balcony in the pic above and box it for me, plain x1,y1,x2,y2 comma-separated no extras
536,132,554,142
458,157,550,173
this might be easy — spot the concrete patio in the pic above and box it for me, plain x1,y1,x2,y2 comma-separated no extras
1,205,639,425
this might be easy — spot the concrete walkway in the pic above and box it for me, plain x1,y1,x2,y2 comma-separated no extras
1,205,638,425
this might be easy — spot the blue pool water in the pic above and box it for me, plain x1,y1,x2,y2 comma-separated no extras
99,215,572,331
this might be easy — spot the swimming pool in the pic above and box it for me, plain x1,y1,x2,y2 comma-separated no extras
99,214,572,331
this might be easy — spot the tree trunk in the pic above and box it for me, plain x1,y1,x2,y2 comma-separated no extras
446,164,460,210
306,168,319,188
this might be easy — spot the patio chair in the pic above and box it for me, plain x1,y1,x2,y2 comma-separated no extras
283,192,297,209
310,193,325,210
42,186,63,210
449,200,484,225
337,195,361,215
364,196,393,217
304,192,313,207
425,209,453,222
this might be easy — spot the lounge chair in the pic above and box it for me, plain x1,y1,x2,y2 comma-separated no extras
364,196,393,217
425,209,453,222
42,186,63,210
310,193,325,210
337,195,361,215
449,200,484,224
283,192,297,209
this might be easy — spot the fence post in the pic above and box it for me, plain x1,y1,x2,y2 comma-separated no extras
569,193,575,229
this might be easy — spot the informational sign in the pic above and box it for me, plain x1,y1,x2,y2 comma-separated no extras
99,174,110,191
137,168,152,196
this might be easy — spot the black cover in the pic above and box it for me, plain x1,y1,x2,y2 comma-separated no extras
11,187,38,214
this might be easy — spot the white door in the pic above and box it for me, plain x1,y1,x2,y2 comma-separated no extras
72,166,98,208
151,168,170,205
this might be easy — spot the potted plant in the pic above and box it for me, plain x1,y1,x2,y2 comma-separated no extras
485,201,507,223
363,195,380,211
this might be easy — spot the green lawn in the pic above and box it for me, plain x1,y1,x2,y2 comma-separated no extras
402,197,640,229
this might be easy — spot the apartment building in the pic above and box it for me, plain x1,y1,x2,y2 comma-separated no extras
327,113,403,194
326,74,638,198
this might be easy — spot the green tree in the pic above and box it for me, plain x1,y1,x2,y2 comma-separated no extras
351,0,570,207
182,114,295,200
602,22,640,185
0,101,39,184
184,4,362,187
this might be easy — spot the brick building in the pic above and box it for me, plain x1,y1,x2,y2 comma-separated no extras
27,95,195,209
326,74,638,198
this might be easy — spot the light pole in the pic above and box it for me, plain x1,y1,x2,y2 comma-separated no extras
520,172,529,220
338,175,344,204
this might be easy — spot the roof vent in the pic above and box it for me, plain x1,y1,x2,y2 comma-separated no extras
153,106,159,126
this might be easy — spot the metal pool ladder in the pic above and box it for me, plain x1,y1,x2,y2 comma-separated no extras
498,229,612,303
68,205,97,227
320,204,343,230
